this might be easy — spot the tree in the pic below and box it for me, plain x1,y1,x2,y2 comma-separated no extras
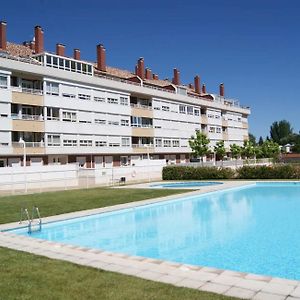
261,140,280,159
230,144,242,166
248,133,256,145
189,130,210,162
258,136,264,146
242,140,255,159
214,140,226,162
270,120,293,145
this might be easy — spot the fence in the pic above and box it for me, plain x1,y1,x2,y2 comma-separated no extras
0,160,166,195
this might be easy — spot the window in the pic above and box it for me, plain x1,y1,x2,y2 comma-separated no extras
62,111,77,122
172,140,180,147
109,142,120,147
78,94,91,100
194,109,200,116
131,116,141,127
121,119,129,126
63,139,77,146
47,135,60,146
209,127,215,133
46,82,59,96
163,139,171,147
79,140,92,147
107,98,118,104
121,137,130,147
216,127,222,133
95,141,107,147
120,156,130,166
46,107,59,120
179,105,186,114
187,106,193,115
94,96,105,102
215,115,221,119
95,119,106,125
0,76,7,89
162,105,170,112
208,113,214,118
120,97,128,106
108,120,119,126
155,138,162,147
62,93,76,98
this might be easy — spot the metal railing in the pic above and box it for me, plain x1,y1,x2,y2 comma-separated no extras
132,143,154,148
11,86,43,95
130,103,153,110
12,141,45,148
11,113,43,121
0,51,41,65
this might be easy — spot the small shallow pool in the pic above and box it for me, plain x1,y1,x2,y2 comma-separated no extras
150,181,223,188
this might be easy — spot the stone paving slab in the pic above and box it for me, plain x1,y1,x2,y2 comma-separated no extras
1,181,300,300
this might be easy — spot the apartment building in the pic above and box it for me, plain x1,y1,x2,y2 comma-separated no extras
0,22,250,168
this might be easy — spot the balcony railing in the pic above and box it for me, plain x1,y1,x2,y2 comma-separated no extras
131,124,153,128
11,86,43,95
12,141,45,148
11,113,44,121
132,144,154,148
130,103,153,110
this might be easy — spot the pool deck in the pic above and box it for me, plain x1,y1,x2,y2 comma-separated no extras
1,180,300,300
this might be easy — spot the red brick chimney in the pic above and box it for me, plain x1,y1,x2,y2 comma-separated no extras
153,74,159,80
202,84,206,94
97,44,106,72
56,43,65,56
172,68,180,85
220,83,225,97
74,48,80,60
145,68,152,80
194,75,201,94
29,41,35,50
0,21,7,51
137,58,145,79
34,25,44,54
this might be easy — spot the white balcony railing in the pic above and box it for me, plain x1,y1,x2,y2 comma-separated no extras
132,144,154,148
130,103,153,110
12,141,45,148
11,86,43,95
11,113,44,121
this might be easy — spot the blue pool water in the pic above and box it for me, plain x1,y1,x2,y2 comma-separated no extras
10,182,300,280
151,181,223,188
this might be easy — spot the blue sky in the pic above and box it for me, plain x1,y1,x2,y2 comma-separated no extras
2,0,300,139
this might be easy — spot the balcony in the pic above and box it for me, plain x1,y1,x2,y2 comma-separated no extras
12,118,44,132
223,133,229,140
201,115,208,124
242,122,248,129
12,87,43,106
131,103,153,118
12,141,45,155
222,120,228,127
132,126,154,137
132,144,155,154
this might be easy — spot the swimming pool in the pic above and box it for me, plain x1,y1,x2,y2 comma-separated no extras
11,182,300,280
150,181,223,188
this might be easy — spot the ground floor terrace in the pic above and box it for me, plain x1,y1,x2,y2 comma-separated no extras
1,182,300,300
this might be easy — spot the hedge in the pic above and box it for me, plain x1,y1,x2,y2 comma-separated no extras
162,165,300,180
162,166,235,180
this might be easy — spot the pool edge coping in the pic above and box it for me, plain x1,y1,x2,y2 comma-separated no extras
1,180,300,300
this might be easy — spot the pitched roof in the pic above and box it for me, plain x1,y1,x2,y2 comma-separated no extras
6,42,33,57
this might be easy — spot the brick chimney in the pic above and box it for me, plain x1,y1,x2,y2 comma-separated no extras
97,44,106,72
145,68,152,80
0,21,7,51
137,58,145,79
34,25,44,54
194,75,201,94
74,48,80,60
219,83,225,97
202,84,206,94
153,74,159,80
172,68,180,85
29,41,35,50
56,43,65,56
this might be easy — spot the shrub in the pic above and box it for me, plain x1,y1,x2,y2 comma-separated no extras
162,166,235,180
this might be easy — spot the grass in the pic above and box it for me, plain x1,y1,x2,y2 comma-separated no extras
0,187,187,224
0,187,237,299
0,247,237,300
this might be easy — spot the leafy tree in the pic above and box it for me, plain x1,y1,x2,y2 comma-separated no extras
214,140,226,162
258,136,264,146
248,133,256,145
261,140,280,158
189,130,210,162
242,140,255,159
270,120,293,145
230,144,241,159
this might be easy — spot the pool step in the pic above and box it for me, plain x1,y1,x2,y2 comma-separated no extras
19,206,42,234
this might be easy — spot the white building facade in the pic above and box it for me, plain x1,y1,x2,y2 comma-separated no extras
0,22,250,168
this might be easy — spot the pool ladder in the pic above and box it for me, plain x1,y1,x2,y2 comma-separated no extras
20,206,42,234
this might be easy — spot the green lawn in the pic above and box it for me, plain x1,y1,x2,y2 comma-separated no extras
0,187,187,224
0,187,238,300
